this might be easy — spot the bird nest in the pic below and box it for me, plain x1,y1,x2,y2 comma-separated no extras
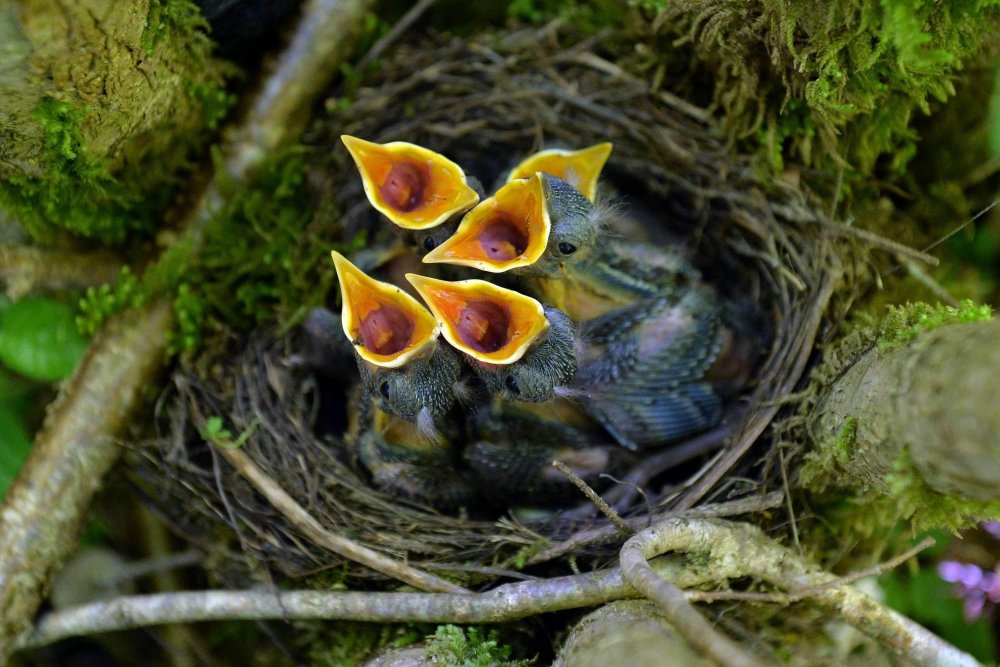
136,27,847,587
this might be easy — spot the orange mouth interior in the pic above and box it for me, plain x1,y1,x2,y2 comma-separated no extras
342,136,480,230
357,302,417,356
407,275,550,365
378,161,430,213
423,175,549,272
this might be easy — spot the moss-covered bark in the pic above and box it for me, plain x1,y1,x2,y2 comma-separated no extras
800,310,1000,534
0,0,228,242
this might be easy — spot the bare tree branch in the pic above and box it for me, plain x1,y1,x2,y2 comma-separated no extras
18,518,976,667
214,444,468,594
0,0,372,658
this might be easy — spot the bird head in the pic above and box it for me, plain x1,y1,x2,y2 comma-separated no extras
406,275,576,402
341,135,480,232
422,172,600,276
506,142,612,202
332,251,461,432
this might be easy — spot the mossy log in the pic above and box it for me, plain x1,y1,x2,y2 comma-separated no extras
0,0,225,241
801,316,1000,530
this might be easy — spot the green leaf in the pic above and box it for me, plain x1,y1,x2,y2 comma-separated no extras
0,404,32,500
0,297,88,382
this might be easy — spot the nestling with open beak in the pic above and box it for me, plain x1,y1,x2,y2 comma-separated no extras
422,172,601,277
505,142,612,203
406,274,578,403
332,251,464,435
341,135,482,255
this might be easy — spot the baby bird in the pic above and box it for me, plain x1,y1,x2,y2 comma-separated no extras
352,397,479,509
463,399,636,506
574,284,754,450
406,274,577,403
341,135,482,255
504,142,612,203
422,172,602,277
332,251,464,435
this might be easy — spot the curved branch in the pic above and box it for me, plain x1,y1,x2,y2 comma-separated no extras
621,525,770,667
0,0,372,658
18,517,976,667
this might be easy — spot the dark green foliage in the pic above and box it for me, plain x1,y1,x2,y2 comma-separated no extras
645,0,1000,175
0,296,88,383
186,80,238,131
194,150,341,333
142,0,212,53
425,626,534,667
506,0,624,32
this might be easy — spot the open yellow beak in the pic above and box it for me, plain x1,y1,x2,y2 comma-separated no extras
506,142,612,202
332,251,439,368
341,135,480,230
421,173,550,273
406,274,549,365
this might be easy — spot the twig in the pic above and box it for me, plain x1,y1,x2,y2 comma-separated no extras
213,444,468,594
0,243,124,299
19,519,972,667
527,492,783,566
623,518,978,667
0,0,372,659
821,223,940,266
551,460,631,535
356,0,438,72
620,523,770,667
685,537,936,605
21,563,680,649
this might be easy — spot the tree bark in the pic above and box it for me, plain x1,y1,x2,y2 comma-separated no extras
0,0,371,659
807,319,1000,502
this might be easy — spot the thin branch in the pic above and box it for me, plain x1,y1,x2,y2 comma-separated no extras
620,524,769,667
20,564,672,649
356,0,438,72
19,519,972,667
214,444,468,594
0,0,373,658
551,460,631,535
821,223,939,266
0,243,124,299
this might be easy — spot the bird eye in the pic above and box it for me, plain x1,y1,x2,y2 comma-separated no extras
558,242,577,255
505,376,520,395
379,381,391,400
422,236,437,251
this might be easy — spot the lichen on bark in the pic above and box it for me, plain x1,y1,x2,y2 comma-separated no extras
797,303,1000,535
0,0,229,242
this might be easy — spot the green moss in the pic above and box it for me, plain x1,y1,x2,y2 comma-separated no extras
832,416,858,465
643,1,1000,176
185,80,238,131
425,626,534,667
0,0,228,244
885,449,1000,533
0,98,145,242
876,299,993,351
142,0,211,52
77,267,144,336
506,0,626,32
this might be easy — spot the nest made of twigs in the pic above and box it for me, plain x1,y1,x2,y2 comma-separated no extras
136,26,844,587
